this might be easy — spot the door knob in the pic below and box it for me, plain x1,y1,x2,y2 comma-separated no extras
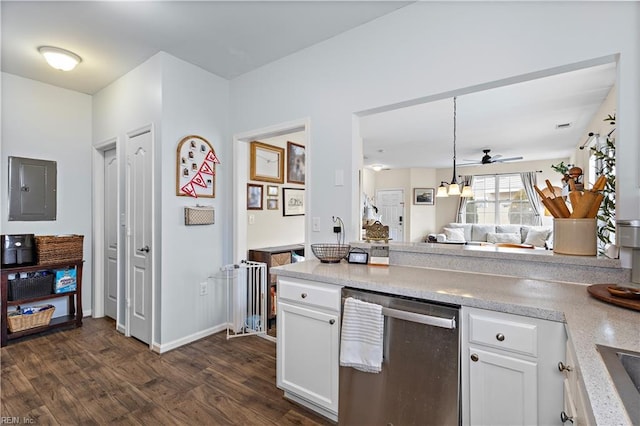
560,411,574,424
558,361,572,372
470,353,479,362
137,245,150,253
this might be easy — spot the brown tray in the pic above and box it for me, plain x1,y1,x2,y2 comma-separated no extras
587,284,640,312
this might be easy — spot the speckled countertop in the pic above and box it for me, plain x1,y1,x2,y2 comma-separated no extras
272,260,640,425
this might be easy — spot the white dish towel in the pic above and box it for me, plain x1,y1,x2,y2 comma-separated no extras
339,297,384,373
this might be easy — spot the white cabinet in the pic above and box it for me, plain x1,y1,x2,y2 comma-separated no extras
276,277,341,421
560,339,595,425
461,307,566,426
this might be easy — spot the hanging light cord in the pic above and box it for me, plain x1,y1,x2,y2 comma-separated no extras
451,97,458,185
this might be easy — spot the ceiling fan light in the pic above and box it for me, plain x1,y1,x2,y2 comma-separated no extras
38,46,82,71
460,185,474,198
436,183,449,198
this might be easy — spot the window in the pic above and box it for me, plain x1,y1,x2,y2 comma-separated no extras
464,174,536,225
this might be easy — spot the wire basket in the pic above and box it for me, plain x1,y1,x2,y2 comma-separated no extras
7,305,55,333
311,244,350,263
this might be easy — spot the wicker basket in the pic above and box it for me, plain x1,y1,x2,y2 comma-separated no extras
311,244,351,263
35,235,84,265
8,273,54,301
7,305,55,333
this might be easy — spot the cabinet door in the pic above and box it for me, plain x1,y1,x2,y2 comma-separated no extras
277,301,339,414
468,347,538,426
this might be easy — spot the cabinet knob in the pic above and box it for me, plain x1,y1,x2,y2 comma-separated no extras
558,361,573,372
470,353,479,362
301,293,307,299
329,319,335,325
496,333,505,342
560,411,574,424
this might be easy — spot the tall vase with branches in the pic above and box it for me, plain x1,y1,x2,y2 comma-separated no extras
591,114,616,253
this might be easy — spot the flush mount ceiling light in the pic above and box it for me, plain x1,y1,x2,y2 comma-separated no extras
437,96,473,198
38,46,82,71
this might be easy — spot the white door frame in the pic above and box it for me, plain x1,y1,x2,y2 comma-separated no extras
233,118,311,263
92,137,119,325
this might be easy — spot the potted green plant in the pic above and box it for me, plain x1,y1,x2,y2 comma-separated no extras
591,114,616,253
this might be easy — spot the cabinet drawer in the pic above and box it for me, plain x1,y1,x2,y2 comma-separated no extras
469,311,537,356
278,278,341,311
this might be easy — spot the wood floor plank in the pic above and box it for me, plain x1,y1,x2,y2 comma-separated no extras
1,318,331,425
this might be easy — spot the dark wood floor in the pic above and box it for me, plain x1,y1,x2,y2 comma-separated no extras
1,318,332,425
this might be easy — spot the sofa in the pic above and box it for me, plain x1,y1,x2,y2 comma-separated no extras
432,223,553,248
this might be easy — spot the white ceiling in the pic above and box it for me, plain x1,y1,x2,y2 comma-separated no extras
1,1,616,170
360,62,617,170
1,1,411,94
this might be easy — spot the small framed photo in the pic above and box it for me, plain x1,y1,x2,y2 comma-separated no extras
414,188,435,205
287,141,305,184
247,184,263,210
267,185,279,197
283,188,305,216
267,198,278,210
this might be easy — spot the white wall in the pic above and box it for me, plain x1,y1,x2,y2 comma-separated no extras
93,52,231,348
159,53,230,346
229,2,640,268
1,73,93,317
247,131,305,250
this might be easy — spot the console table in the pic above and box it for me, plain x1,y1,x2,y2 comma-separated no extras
1,260,83,347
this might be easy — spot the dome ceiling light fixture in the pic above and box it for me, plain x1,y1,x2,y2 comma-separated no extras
38,46,82,71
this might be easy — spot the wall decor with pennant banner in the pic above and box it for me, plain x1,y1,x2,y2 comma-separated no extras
176,135,220,198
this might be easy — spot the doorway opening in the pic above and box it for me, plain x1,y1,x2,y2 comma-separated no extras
233,118,310,340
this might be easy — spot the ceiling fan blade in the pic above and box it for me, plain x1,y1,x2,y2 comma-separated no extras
491,154,503,160
492,156,523,163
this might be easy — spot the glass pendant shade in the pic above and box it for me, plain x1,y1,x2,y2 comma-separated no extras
447,183,461,196
460,185,474,197
436,183,449,198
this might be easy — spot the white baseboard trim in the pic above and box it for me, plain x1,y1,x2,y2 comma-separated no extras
152,323,228,354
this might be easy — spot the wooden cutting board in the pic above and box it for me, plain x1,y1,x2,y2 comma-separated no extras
587,284,640,312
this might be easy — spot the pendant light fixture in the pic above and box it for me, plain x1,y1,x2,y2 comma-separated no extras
437,96,474,198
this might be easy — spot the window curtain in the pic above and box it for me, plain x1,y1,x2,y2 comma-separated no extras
456,175,474,223
520,171,543,226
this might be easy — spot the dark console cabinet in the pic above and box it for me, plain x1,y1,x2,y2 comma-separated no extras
248,244,304,329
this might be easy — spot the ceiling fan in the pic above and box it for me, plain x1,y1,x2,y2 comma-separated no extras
461,149,523,166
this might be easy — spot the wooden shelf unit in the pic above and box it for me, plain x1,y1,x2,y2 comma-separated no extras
1,260,83,347
248,244,304,329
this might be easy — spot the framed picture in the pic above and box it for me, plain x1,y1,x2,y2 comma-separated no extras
267,198,278,210
247,184,263,210
414,188,435,205
283,188,305,216
287,141,305,184
250,141,284,183
267,185,279,197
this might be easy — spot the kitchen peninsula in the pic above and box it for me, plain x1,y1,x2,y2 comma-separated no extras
272,244,638,425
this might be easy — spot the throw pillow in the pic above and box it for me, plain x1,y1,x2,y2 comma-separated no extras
471,224,496,242
524,228,550,247
447,223,473,242
487,232,521,244
443,227,466,242
497,225,522,238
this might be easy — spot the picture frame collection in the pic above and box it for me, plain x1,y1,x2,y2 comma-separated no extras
248,140,305,215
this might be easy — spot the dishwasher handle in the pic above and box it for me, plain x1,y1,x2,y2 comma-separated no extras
381,306,456,329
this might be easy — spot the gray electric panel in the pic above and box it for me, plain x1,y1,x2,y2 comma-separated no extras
8,156,57,221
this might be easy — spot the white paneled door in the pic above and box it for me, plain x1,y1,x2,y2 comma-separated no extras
375,189,405,242
127,130,153,344
104,148,118,320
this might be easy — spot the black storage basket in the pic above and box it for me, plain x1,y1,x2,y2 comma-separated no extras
8,273,54,301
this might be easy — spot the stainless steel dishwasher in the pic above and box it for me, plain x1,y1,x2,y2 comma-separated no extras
339,288,460,426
